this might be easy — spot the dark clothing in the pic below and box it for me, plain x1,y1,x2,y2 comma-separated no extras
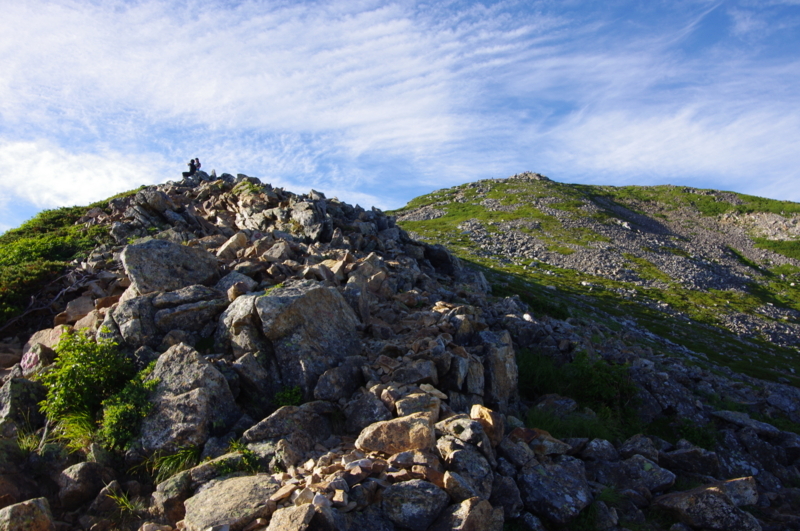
182,160,196,178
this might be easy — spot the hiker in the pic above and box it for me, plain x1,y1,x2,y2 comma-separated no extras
182,159,197,177
195,158,201,171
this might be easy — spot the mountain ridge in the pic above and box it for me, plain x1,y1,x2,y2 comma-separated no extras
392,172,800,387
0,170,798,530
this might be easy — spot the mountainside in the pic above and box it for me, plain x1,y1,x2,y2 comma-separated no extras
0,170,798,531
394,172,800,388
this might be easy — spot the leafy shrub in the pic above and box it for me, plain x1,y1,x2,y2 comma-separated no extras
39,330,135,423
275,385,302,407
99,362,159,450
518,350,639,440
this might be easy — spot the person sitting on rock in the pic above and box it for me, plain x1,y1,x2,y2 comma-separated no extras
195,158,201,171
182,159,197,177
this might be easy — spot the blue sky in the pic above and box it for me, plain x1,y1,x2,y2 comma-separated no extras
2,0,800,233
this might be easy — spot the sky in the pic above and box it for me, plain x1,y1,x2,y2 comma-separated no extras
1,0,800,233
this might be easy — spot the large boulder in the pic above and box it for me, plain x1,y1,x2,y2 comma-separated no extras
654,479,762,531
0,497,55,531
140,343,238,452
121,239,218,295
255,280,361,399
182,474,280,531
479,330,518,412
517,455,593,525
382,479,450,531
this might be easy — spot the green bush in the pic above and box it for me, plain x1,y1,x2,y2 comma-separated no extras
518,350,639,440
275,385,302,407
39,330,135,422
99,362,159,450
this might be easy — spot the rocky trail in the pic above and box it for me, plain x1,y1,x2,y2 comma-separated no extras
0,171,799,530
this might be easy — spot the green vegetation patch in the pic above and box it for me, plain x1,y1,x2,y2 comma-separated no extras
753,238,800,261
518,350,639,441
0,205,111,325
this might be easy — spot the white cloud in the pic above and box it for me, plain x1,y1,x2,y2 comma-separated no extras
0,141,170,209
0,0,799,226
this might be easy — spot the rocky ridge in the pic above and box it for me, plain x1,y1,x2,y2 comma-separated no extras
0,170,798,530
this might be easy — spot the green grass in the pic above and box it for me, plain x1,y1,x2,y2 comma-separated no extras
517,350,640,441
145,446,201,484
753,238,800,260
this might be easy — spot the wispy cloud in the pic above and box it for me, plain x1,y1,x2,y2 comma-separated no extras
0,0,799,227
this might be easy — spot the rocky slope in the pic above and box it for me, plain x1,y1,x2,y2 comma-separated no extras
0,170,798,531
395,172,800,387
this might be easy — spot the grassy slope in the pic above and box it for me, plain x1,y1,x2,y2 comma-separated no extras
392,178,800,387
0,188,141,330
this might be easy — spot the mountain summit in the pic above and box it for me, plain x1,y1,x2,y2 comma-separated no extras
0,170,798,530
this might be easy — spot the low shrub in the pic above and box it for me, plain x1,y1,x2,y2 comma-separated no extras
99,362,159,450
518,350,640,440
39,331,135,423
275,385,303,407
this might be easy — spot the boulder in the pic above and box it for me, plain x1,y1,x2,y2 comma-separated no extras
712,410,781,436
660,446,721,478
470,405,505,447
243,402,335,455
22,325,71,357
150,471,191,525
182,474,280,531
154,298,229,333
232,352,282,420
266,504,315,531
517,455,592,525
343,393,392,434
140,343,238,451
490,474,523,519
654,480,762,531
0,497,55,531
313,357,365,402
356,413,435,454
396,392,441,422
590,454,676,494
619,434,660,463
121,239,218,295
64,296,95,324
57,462,113,510
216,293,270,358
112,295,159,348
429,497,504,531
0,378,46,429
255,280,361,399
215,271,258,294
216,231,248,260
436,436,494,499
381,479,449,531
152,285,224,309
479,330,518,412
19,343,56,377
